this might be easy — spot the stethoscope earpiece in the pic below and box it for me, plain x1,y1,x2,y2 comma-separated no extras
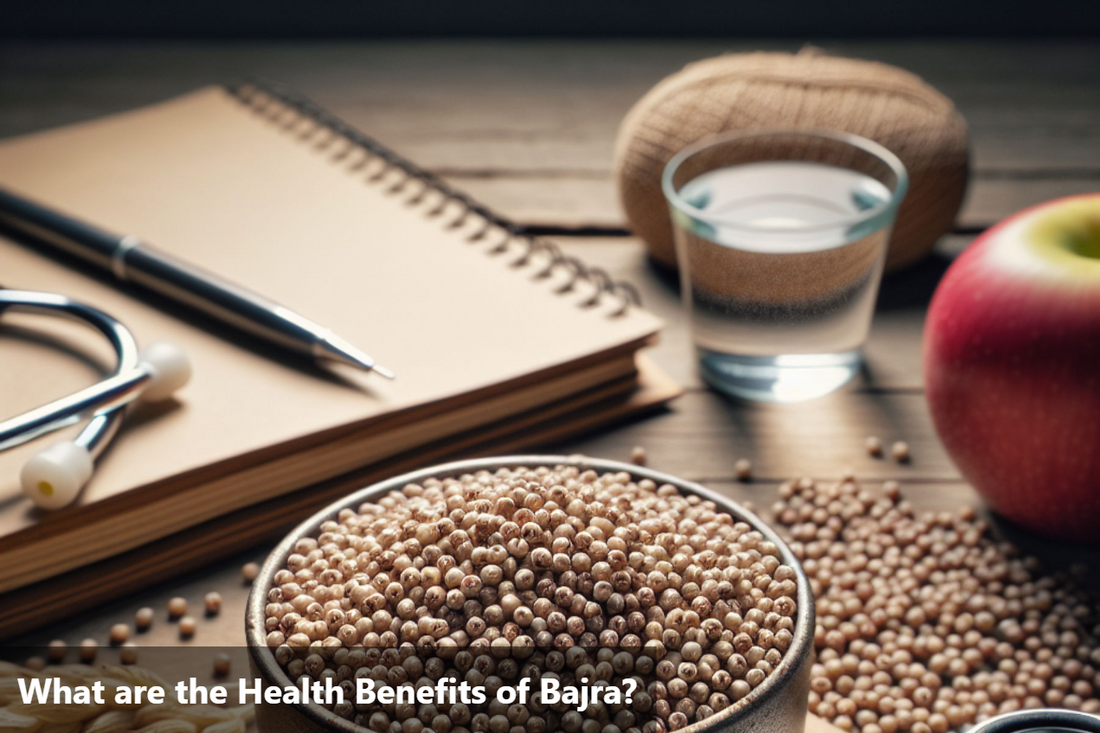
1,290,191,510
137,341,193,403
21,440,94,510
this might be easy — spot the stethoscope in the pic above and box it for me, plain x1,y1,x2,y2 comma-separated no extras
0,289,191,509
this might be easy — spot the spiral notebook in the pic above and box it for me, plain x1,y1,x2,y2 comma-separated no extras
0,83,675,622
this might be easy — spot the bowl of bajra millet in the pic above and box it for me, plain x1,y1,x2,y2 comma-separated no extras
245,456,815,733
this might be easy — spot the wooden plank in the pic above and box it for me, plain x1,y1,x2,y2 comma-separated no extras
0,41,1098,174
698,479,979,517
549,390,958,483
555,236,971,391
1,42,1095,233
298,39,1100,174
959,177,1100,227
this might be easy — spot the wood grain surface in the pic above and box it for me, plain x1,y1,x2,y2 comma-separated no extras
3,40,1097,229
1,43,1096,733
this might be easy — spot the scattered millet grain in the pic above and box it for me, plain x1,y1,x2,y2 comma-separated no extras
135,606,155,631
213,652,232,676
630,445,647,466
865,436,883,457
265,464,801,732
79,638,98,663
109,623,130,645
204,591,223,616
891,441,910,463
167,597,188,619
178,616,196,638
47,639,66,662
735,458,753,481
120,643,138,665
771,475,1100,732
242,562,261,584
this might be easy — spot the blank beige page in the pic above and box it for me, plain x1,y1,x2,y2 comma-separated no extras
0,87,660,533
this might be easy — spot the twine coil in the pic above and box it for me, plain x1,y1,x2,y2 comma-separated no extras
614,49,970,272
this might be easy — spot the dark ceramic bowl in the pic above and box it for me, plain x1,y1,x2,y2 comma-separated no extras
246,456,816,733
968,709,1100,733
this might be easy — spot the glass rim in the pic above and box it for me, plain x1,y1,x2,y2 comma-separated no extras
661,128,910,235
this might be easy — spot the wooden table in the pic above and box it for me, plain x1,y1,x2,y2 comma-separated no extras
2,38,1097,653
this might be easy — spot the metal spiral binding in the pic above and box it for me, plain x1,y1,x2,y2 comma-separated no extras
226,79,641,316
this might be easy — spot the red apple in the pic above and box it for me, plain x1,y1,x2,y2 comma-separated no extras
924,194,1100,542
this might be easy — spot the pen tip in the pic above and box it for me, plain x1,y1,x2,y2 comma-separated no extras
316,334,395,379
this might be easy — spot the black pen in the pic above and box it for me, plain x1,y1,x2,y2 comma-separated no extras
0,186,394,379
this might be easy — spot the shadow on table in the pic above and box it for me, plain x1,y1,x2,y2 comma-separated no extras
644,254,681,295
987,511,1100,587
875,252,955,312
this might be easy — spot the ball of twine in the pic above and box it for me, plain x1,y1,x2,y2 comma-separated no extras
614,49,970,272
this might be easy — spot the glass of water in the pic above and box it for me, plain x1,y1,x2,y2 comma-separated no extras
662,129,908,402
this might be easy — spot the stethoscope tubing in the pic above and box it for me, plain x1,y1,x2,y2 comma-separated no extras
0,289,139,459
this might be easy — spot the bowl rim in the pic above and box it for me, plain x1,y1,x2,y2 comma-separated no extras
967,708,1100,733
246,455,816,733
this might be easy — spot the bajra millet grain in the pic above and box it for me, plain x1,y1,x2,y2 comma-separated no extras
772,475,1100,733
265,465,801,733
